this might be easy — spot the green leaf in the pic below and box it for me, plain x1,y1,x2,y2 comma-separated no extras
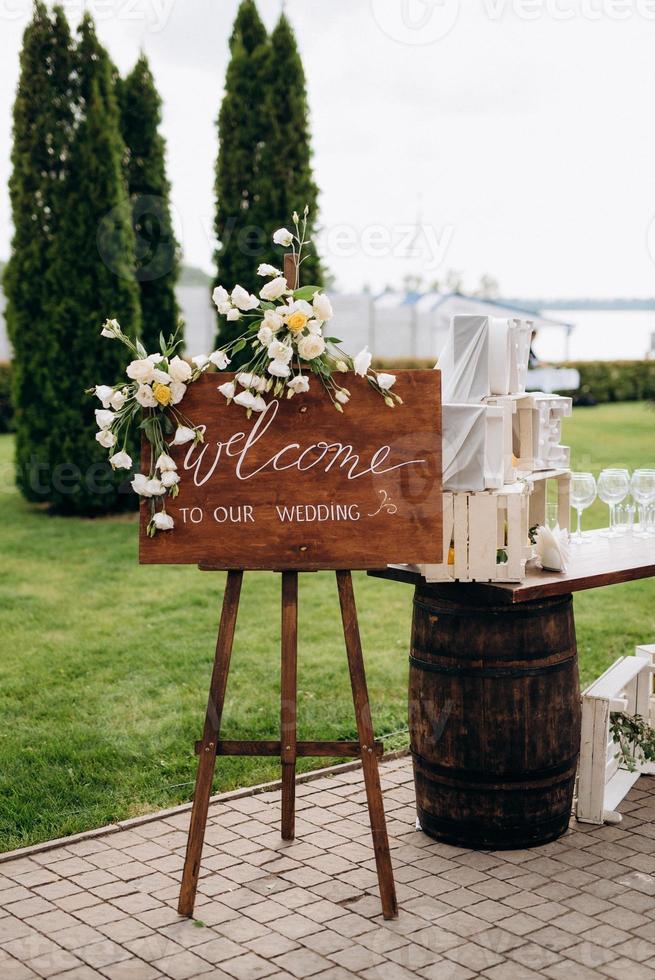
159,331,166,354
259,301,276,311
232,338,247,354
292,285,320,301
324,337,342,344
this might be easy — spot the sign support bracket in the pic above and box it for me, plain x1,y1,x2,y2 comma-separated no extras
177,569,398,921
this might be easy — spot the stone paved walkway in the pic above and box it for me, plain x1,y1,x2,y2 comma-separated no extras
1,755,655,980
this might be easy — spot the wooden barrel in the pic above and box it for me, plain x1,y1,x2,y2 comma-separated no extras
409,587,581,849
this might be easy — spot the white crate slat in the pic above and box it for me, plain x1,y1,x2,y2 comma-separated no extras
577,647,655,825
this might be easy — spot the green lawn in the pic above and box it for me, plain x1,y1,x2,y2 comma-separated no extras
0,401,654,852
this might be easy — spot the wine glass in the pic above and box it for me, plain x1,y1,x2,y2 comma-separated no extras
570,472,597,543
597,469,630,536
631,469,655,537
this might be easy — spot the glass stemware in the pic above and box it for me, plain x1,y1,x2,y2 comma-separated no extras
570,472,597,543
597,469,630,537
631,469,655,537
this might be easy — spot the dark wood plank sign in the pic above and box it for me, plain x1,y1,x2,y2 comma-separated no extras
139,369,442,569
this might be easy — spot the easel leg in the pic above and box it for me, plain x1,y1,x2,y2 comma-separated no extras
336,570,398,920
280,571,298,840
178,570,243,917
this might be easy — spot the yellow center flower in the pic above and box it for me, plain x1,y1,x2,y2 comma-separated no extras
287,311,308,333
153,382,172,406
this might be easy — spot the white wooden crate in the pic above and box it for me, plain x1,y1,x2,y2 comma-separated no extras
576,645,655,825
486,392,572,473
419,482,534,583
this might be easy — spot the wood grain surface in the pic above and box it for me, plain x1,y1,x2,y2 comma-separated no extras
140,370,442,570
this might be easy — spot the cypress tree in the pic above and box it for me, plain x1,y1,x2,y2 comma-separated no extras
118,53,179,354
46,13,141,514
213,0,270,352
4,3,77,503
258,13,322,284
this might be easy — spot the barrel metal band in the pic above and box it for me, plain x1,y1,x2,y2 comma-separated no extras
411,749,579,784
408,653,576,678
413,594,572,620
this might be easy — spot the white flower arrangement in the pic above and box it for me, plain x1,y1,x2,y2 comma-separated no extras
89,209,400,536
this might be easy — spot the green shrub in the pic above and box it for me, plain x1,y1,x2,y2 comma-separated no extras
559,360,655,405
0,362,12,433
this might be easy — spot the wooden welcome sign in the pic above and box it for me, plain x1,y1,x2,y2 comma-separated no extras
140,370,442,569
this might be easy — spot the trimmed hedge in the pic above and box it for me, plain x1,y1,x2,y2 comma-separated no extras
373,358,655,405
559,360,655,405
0,362,12,433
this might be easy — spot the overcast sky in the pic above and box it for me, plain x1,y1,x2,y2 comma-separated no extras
2,0,655,297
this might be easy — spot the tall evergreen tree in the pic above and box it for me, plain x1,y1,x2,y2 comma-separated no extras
118,53,179,354
47,13,141,514
213,0,270,352
258,13,321,284
4,3,77,503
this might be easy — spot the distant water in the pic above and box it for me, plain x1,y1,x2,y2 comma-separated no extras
536,310,655,363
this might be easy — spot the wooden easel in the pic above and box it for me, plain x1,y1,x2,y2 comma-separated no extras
177,254,397,921
177,570,398,920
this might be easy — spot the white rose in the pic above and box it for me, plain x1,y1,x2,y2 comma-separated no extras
335,389,350,404
148,353,163,363
172,426,196,445
234,390,257,409
95,409,114,429
226,308,241,321
257,263,282,277
252,395,268,413
353,346,372,377
152,511,174,531
101,318,120,339
146,478,166,496
212,285,229,309
218,381,236,400
313,292,333,322
377,372,396,390
126,357,155,384
286,298,313,318
170,381,187,404
169,355,192,383
273,227,294,247
268,359,291,378
268,340,293,364
209,350,231,369
192,354,210,370
263,309,284,331
152,368,171,385
257,325,274,347
109,450,132,470
135,384,157,408
95,384,113,408
131,473,152,496
307,320,322,335
297,334,326,361
287,375,310,394
95,429,116,449
156,453,177,472
259,276,288,302
109,389,127,411
161,470,180,488
231,285,259,311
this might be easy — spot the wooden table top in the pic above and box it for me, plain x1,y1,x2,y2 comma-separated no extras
368,531,655,604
